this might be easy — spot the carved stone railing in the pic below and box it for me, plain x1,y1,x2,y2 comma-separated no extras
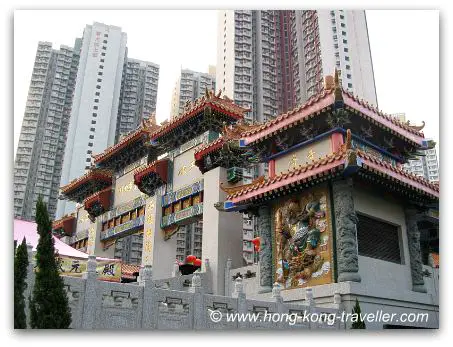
24,253,343,330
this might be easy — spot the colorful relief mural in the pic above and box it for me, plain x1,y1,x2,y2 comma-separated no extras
273,186,333,289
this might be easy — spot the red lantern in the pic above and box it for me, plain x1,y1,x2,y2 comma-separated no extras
251,237,261,252
186,255,196,264
193,259,202,267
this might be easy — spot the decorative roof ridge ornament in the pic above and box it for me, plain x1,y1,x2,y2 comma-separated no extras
405,120,426,132
333,68,344,107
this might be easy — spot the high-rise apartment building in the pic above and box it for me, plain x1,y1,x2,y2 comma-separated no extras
116,58,159,140
14,40,81,220
393,113,439,183
403,148,439,183
15,22,160,221
175,222,203,263
218,10,377,117
170,67,216,119
169,67,216,260
217,10,378,263
57,22,128,217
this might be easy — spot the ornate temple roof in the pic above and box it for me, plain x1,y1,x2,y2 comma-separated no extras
226,149,347,203
224,131,438,206
60,169,113,196
52,213,76,229
194,136,225,159
92,116,161,166
133,158,169,195
134,158,169,184
149,89,249,142
240,71,426,147
121,264,141,279
52,213,76,237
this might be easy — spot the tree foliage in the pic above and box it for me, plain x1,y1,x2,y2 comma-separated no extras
29,196,72,329
14,238,29,329
351,298,366,329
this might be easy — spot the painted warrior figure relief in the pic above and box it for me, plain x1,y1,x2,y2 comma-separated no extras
274,187,333,288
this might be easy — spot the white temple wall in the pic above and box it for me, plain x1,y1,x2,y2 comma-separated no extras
113,170,145,207
172,147,203,190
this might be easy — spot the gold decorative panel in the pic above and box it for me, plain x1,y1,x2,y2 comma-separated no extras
273,185,334,289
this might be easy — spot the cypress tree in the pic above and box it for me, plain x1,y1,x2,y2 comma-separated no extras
14,238,29,329
29,196,72,329
351,298,366,329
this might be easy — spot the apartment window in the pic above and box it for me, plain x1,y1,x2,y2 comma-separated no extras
97,78,102,82
103,40,108,44
85,166,90,170
89,135,94,139
342,31,346,36
93,106,98,110
100,59,105,63
96,85,101,89
90,127,95,132
344,47,349,52
345,56,350,61
92,113,97,117
88,142,93,147
346,65,351,70
91,120,97,124
98,72,103,76
86,158,91,162
102,46,107,50
348,83,353,88
340,15,345,19
87,150,92,154
95,92,100,96
341,23,346,28
104,33,108,37
334,43,339,49
347,74,351,79
101,52,106,56
357,214,402,264
335,52,340,58
99,65,104,69
343,39,348,44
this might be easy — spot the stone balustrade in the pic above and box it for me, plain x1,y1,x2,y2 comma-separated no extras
25,253,344,330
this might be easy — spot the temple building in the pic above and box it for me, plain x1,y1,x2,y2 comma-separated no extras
53,72,439,328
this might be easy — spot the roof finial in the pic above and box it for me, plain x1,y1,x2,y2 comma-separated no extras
334,67,340,89
345,129,352,150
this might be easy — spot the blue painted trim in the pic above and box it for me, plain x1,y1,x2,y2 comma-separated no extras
264,127,403,163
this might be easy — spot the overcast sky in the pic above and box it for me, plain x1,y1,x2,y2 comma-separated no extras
13,10,439,156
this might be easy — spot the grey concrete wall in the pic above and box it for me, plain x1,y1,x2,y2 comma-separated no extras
353,187,413,292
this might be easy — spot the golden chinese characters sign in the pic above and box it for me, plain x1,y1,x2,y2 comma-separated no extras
142,197,156,266
50,256,122,282
273,186,334,289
